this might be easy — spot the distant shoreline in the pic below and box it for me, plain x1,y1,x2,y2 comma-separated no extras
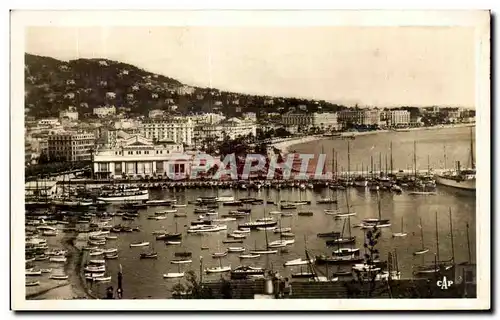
281,123,475,153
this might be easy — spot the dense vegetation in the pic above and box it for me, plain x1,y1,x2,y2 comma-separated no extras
25,53,348,119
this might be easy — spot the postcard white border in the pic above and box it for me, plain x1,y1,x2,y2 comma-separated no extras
11,10,490,311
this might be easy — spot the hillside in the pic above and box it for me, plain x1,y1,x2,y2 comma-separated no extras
24,53,347,119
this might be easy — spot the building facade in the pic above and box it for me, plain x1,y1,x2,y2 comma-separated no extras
47,131,96,162
193,118,257,144
93,106,117,117
389,110,411,126
338,109,381,126
281,112,339,131
38,118,60,126
59,109,79,121
140,118,194,146
93,135,190,179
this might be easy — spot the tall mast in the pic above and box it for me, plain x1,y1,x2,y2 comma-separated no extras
449,208,455,264
413,141,417,178
470,127,475,169
435,211,440,263
384,154,388,176
347,141,351,179
331,148,335,179
377,191,382,220
379,152,382,177
335,151,339,180
466,222,471,263
420,217,425,265
444,144,447,171
427,155,430,174
370,155,374,179
390,141,393,174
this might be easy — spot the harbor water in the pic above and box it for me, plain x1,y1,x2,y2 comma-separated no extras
84,126,476,299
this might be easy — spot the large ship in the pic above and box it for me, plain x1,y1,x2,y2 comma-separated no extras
97,187,149,202
435,127,476,191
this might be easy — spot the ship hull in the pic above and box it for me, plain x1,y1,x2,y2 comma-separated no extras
435,176,476,191
97,190,149,203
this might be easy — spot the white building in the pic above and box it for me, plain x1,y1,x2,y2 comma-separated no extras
389,110,411,126
188,113,226,125
281,112,339,131
140,118,194,146
194,118,257,143
93,106,116,117
149,109,166,119
59,109,79,121
338,109,382,126
93,135,190,179
176,85,196,96
242,112,257,122
38,118,60,126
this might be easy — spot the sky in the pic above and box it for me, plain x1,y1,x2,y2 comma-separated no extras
25,26,476,108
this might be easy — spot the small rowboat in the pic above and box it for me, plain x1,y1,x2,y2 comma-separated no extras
239,254,261,259
229,233,246,239
165,241,181,245
163,272,185,278
49,257,67,262
222,239,243,244
298,211,313,216
212,251,228,258
233,228,251,234
130,242,150,247
228,247,245,253
94,276,112,282
171,259,192,264
89,259,106,264
26,280,40,286
26,269,42,276
105,235,118,240
281,232,295,238
105,254,119,259
102,248,118,254
174,213,187,218
205,266,231,273
49,274,69,280
173,204,187,208
413,248,430,256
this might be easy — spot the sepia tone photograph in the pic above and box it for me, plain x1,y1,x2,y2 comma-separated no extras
11,10,490,310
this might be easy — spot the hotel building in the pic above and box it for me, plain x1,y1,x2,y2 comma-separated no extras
47,131,96,162
140,118,194,146
281,112,339,131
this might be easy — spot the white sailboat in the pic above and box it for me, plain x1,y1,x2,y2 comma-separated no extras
392,217,408,237
413,218,429,255
205,250,231,273
361,191,391,229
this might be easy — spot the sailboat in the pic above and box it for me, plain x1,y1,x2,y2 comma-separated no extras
392,217,408,237
139,242,158,259
163,263,185,278
413,211,455,275
159,220,182,241
334,189,356,218
326,217,355,246
413,217,429,255
249,210,278,254
205,253,231,273
268,218,295,248
212,241,228,258
361,191,391,228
